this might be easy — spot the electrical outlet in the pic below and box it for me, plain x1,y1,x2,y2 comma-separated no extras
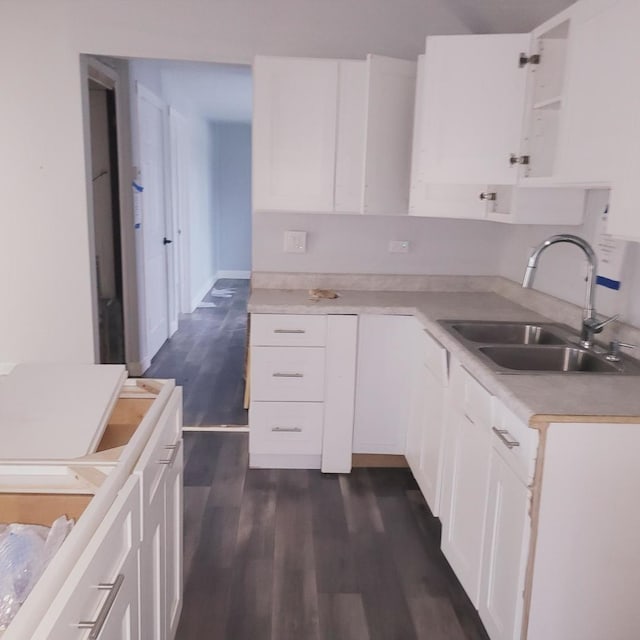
283,230,307,253
389,240,410,254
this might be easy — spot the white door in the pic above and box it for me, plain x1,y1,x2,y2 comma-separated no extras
418,34,529,185
479,450,530,640
137,84,170,361
169,107,191,316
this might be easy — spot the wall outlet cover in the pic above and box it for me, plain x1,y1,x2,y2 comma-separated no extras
388,240,410,254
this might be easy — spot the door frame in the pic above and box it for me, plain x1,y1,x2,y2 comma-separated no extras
82,56,139,367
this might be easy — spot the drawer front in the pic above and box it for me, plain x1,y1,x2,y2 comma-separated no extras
249,401,324,455
449,359,493,427
36,476,141,640
251,346,326,401
251,314,327,347
134,388,182,532
492,401,539,483
420,326,448,384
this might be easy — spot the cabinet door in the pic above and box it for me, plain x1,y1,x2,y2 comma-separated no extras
253,56,338,212
361,55,416,215
406,341,427,478
440,408,492,606
555,0,639,185
335,60,366,212
352,315,414,454
419,366,446,516
479,450,530,640
165,440,184,639
139,471,167,640
40,476,141,640
417,34,529,185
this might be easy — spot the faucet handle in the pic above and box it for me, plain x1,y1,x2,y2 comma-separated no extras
605,340,635,362
587,313,620,334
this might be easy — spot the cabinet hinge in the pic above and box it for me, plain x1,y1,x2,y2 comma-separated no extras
479,192,497,201
519,53,541,68
509,154,530,166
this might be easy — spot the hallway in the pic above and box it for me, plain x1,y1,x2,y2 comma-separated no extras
144,278,249,426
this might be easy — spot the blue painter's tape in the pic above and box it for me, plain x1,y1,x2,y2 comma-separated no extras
596,275,621,290
132,181,144,193
134,223,141,229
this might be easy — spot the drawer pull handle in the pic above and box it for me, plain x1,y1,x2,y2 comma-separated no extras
274,329,306,334
272,426,303,432
492,427,520,449
78,573,124,638
158,443,180,466
272,372,304,378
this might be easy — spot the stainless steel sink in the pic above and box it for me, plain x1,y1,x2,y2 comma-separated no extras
478,345,622,373
448,321,566,345
438,319,640,375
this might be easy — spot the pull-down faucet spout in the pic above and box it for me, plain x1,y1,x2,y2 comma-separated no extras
522,234,617,349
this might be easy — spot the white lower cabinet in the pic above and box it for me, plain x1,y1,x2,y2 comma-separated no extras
440,406,492,606
34,475,141,640
353,315,414,454
136,389,184,640
479,447,530,640
405,321,448,516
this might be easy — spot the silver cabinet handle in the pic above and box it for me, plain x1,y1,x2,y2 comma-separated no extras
272,372,304,378
158,442,180,466
274,329,305,334
492,427,520,449
78,574,124,638
272,426,302,433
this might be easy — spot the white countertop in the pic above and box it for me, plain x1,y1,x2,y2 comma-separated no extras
249,288,640,426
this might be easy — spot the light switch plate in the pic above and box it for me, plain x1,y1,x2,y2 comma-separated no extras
284,230,307,253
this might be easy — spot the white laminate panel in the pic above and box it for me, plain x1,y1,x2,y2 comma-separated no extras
0,364,127,460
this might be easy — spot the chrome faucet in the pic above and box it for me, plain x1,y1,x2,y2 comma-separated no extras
522,234,617,349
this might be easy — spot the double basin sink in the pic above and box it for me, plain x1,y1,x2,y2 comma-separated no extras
439,320,640,375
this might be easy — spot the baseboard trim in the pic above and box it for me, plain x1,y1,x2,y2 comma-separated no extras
352,454,408,468
190,273,218,312
249,453,321,470
128,357,151,377
216,270,251,280
183,425,249,432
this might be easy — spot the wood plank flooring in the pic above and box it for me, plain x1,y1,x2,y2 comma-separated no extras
176,432,490,640
144,279,249,426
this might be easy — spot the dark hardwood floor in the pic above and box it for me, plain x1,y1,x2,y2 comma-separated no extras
144,279,249,426
176,432,490,640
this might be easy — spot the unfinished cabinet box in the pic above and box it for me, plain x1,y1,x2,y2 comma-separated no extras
0,365,183,640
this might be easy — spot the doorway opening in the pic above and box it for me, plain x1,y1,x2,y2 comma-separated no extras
88,76,125,364
84,56,253,426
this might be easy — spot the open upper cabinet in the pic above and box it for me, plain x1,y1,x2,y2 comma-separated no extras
252,54,416,215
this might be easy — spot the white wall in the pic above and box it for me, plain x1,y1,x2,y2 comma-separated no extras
253,213,507,275
499,189,640,326
188,120,219,308
213,123,252,276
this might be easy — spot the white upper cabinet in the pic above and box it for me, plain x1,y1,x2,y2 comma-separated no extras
253,56,339,212
416,34,529,186
253,54,416,215
361,55,417,215
555,0,639,186
409,30,587,224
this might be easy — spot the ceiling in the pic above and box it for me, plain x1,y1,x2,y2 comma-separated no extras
445,0,577,33
128,0,577,124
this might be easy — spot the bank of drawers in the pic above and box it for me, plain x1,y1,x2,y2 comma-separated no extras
249,314,327,459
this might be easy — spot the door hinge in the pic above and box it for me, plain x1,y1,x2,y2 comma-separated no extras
519,53,541,68
510,154,530,166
